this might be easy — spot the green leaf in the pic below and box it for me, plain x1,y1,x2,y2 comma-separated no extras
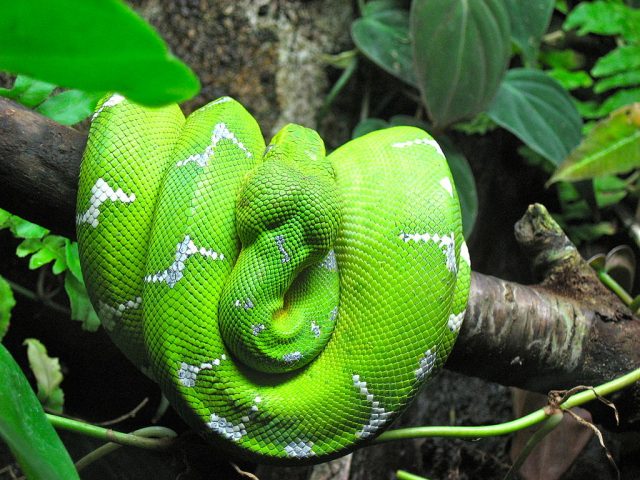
11,215,49,239
437,136,478,236
23,338,65,414
0,275,15,341
0,75,56,107
361,0,405,16
352,118,390,138
550,103,640,183
27,235,67,272
0,209,11,228
36,89,104,125
0,0,199,106
564,1,640,42
410,0,511,128
547,68,593,91
594,175,628,208
505,0,554,65
64,241,83,281
351,9,417,86
487,68,583,166
594,88,640,118
64,272,100,331
592,45,640,78
0,343,78,479
594,70,640,94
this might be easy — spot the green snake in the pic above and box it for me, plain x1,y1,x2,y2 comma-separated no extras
76,94,470,463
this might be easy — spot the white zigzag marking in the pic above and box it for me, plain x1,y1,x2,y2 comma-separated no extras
177,354,226,387
439,177,453,197
285,440,316,458
176,122,252,167
91,93,125,120
400,231,457,273
352,374,393,439
461,241,470,267
448,310,465,333
207,413,247,442
415,348,437,382
98,296,142,331
144,235,225,287
391,137,444,157
76,178,136,228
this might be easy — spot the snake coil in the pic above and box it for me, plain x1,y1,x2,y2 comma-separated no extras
77,95,470,463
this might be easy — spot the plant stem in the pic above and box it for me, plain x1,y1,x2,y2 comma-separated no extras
396,470,430,480
597,270,634,306
375,367,640,443
46,413,176,450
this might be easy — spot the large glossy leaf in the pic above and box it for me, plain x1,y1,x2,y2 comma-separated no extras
487,68,583,166
549,103,640,184
351,8,417,86
505,0,554,65
0,343,79,479
0,0,199,106
410,0,511,128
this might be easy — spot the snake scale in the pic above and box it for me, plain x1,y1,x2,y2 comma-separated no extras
76,94,470,463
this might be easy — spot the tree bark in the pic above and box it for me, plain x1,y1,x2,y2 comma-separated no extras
1,97,638,412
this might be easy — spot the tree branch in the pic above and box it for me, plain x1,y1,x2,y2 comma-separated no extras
1,98,639,422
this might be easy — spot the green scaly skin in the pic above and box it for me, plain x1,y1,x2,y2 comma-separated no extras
77,95,471,464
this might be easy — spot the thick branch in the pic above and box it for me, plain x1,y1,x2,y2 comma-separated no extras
1,99,639,420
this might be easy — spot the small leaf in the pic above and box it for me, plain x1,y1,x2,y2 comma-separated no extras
594,71,640,94
0,0,199,106
487,68,583,166
64,241,83,281
0,208,11,228
64,272,100,331
564,1,640,42
0,275,15,340
36,89,104,125
547,69,593,91
351,9,417,87
411,0,511,128
11,215,49,239
23,338,64,414
0,344,79,479
505,0,554,65
352,118,390,138
27,235,67,271
16,238,43,258
594,88,640,118
592,45,640,79
550,103,640,183
0,75,56,107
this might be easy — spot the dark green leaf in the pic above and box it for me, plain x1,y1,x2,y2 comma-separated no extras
487,68,583,166
0,0,199,106
352,118,390,138
23,339,65,414
594,88,640,118
0,343,79,479
352,9,417,86
505,0,554,65
36,90,104,125
411,0,511,127
362,0,406,17
437,136,478,236
64,272,100,331
0,275,15,340
0,75,56,107
550,104,640,183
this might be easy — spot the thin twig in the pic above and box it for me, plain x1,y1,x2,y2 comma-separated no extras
97,397,149,426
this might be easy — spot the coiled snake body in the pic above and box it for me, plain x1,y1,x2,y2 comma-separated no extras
77,95,470,463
